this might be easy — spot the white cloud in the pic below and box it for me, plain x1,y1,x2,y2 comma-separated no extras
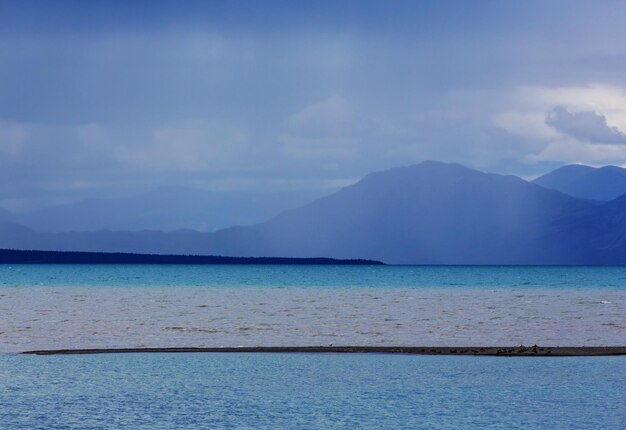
280,134,358,159
289,96,353,132
545,106,626,144
76,123,106,144
0,121,32,157
492,112,559,142
513,84,626,131
281,96,359,159
114,120,247,171
480,84,626,167
526,138,626,165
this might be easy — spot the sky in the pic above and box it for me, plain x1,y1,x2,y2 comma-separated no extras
2,0,626,211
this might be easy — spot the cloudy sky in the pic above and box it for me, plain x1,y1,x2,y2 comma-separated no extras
2,0,626,211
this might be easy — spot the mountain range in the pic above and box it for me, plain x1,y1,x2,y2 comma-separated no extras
533,164,626,202
2,161,626,264
0,187,330,232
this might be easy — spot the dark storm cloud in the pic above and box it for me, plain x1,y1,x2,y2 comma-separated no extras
2,0,626,210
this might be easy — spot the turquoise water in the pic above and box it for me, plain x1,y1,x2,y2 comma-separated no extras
1,353,625,429
1,266,625,428
2,265,625,351
2,264,626,288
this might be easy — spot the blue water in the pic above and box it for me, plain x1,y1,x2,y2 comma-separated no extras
2,266,625,427
2,264,626,289
1,353,624,429
2,265,625,351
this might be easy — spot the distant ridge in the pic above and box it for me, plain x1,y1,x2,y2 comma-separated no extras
533,164,626,201
4,161,626,264
203,161,596,264
0,249,383,265
0,187,329,233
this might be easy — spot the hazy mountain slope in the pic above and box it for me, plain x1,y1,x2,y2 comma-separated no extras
205,162,593,263
0,187,330,232
0,221,212,254
536,194,626,264
5,161,625,264
533,164,626,202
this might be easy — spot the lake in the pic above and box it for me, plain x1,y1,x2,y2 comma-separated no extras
1,265,624,352
1,352,625,429
1,265,625,428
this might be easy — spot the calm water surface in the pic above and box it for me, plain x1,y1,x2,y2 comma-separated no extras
3,264,626,289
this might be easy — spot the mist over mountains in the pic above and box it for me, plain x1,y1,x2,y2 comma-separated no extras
0,187,331,233
2,161,626,264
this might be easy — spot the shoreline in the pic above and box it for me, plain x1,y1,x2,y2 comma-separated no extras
0,249,382,265
21,345,626,356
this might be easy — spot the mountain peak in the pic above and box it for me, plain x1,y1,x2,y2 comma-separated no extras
534,164,626,201
359,161,484,185
1,161,622,264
